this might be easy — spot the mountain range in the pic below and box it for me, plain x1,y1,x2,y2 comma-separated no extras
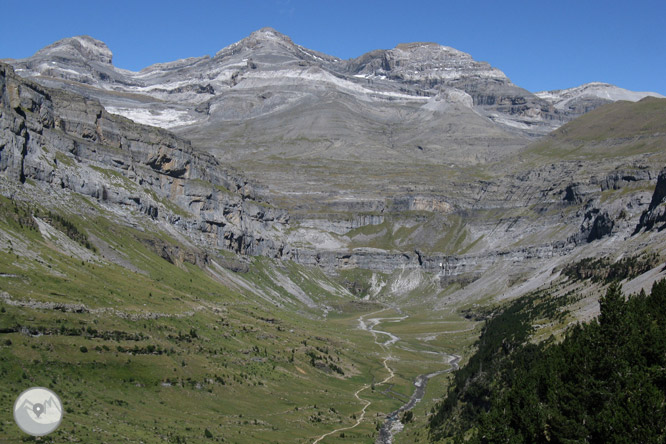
4,29,663,206
1,28,666,443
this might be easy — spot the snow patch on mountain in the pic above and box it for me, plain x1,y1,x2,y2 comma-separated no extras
105,107,196,129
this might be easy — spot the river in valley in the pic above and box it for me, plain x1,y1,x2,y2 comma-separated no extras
359,310,461,444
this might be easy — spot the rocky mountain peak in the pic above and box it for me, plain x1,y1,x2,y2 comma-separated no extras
537,82,665,103
215,27,296,56
34,35,113,65
394,41,468,57
214,27,338,64
247,27,294,45
342,41,508,86
536,82,665,114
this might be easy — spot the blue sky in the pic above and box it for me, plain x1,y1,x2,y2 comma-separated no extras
2,0,665,94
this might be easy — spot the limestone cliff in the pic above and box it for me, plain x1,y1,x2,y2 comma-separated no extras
0,62,288,260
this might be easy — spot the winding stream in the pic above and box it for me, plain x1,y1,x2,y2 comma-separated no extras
311,309,460,444
376,354,460,444
361,310,460,444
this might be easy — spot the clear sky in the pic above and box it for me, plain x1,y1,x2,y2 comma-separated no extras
2,0,665,94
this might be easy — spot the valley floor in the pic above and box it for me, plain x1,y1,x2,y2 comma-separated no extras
0,187,485,443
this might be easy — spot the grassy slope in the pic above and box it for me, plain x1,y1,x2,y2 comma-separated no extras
0,190,482,443
521,97,666,161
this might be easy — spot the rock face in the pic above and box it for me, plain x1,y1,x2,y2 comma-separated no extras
583,209,615,243
637,168,666,232
0,62,289,259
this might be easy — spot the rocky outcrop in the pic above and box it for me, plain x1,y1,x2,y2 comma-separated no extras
568,201,625,244
637,168,666,232
600,169,655,191
648,169,666,210
585,210,615,242
563,183,589,204
6,60,549,281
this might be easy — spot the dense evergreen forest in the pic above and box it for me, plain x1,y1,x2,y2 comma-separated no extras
429,279,666,443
